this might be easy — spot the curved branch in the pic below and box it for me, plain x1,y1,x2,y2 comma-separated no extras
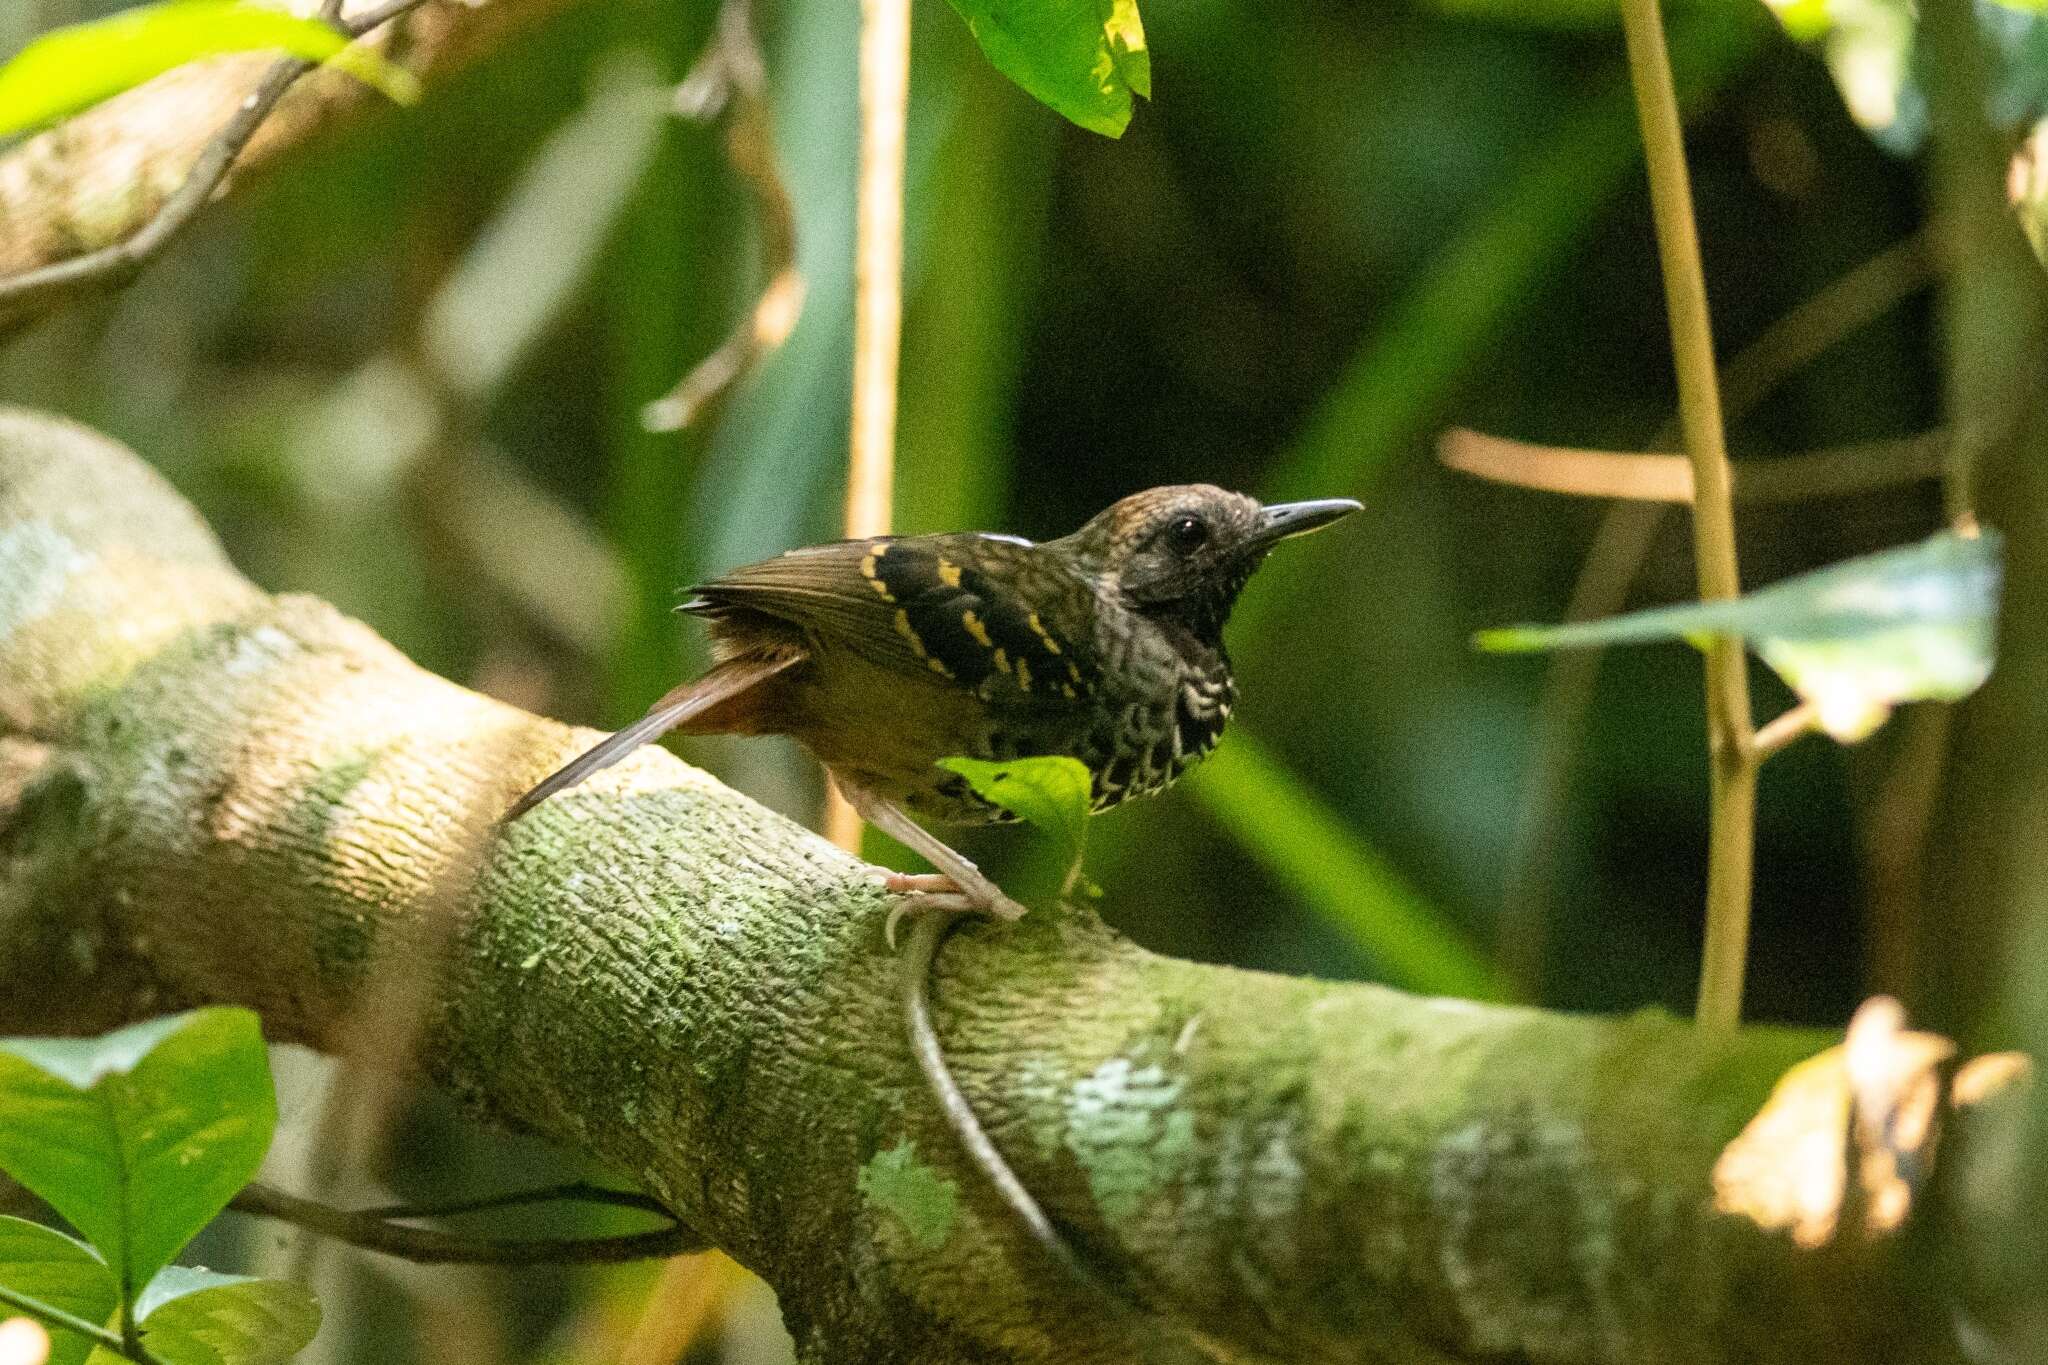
0,409,1970,1363
0,0,583,333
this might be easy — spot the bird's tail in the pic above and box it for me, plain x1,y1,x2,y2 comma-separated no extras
502,651,802,823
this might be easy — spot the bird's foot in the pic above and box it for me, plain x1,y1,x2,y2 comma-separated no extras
882,871,1028,950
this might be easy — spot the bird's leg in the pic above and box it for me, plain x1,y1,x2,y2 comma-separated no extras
836,782,1028,947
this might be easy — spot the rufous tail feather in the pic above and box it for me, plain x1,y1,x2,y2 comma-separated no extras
502,652,802,822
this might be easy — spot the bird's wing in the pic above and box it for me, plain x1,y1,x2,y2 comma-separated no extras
686,535,1098,701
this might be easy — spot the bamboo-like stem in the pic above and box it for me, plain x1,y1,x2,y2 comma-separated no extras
1618,0,1757,1031
827,0,912,853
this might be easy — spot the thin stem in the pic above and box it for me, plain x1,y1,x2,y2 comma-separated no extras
827,0,911,853
0,1283,143,1364
355,1180,672,1221
1750,702,1819,760
228,1183,704,1265
899,914,1239,1364
1618,0,1756,1032
900,913,1099,1288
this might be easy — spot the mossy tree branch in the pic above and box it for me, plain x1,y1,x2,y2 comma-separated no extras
0,409,1971,1364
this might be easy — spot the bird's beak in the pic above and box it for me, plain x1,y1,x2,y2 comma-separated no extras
1250,498,1361,551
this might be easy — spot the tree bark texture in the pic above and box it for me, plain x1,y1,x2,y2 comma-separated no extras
0,410,1956,1363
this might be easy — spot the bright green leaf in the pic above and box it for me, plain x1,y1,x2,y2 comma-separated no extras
942,0,1150,137
0,1218,119,1365
937,754,1093,898
0,1009,278,1292
136,1268,319,1365
1476,529,2002,740
0,1,420,139
856,1139,959,1252
937,754,1090,854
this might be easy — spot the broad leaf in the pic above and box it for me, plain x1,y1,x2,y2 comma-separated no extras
1477,529,2001,740
942,0,1150,137
135,1268,319,1365
0,1009,277,1292
0,1218,118,1365
937,754,1091,855
0,1,419,139
936,754,1094,895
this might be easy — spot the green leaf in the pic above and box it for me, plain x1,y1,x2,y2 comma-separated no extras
0,1,420,139
136,1268,319,1365
0,1009,278,1292
856,1139,959,1252
1476,529,2002,740
936,754,1091,871
0,1218,118,1365
942,0,1150,137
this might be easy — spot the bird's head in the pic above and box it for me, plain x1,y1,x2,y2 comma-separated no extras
1058,484,1360,645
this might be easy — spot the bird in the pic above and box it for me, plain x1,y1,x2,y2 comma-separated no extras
504,484,1359,935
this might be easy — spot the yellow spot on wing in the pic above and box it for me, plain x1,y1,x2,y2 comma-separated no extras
938,558,963,589
860,547,895,601
1015,657,1033,692
1026,612,1063,654
992,647,1011,675
962,609,992,648
894,608,927,658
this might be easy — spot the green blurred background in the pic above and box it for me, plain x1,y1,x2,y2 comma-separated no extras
0,0,2004,1356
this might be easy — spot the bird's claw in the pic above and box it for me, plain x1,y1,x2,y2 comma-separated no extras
882,872,1027,951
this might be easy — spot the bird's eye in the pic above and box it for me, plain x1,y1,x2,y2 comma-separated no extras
1166,515,1209,553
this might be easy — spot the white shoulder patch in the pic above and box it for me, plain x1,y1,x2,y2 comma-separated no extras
977,532,1034,547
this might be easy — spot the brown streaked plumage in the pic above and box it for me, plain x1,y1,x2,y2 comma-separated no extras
505,484,1359,924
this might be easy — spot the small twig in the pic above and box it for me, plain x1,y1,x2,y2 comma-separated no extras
230,1182,706,1265
900,916,1241,1364
0,0,432,334
1441,429,1948,505
1619,0,1755,1033
1750,702,1820,760
356,1179,673,1221
899,914,1102,1291
341,0,434,34
640,0,804,433
0,1283,154,1365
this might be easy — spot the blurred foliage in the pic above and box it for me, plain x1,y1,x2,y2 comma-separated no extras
0,1010,318,1365
1480,528,2002,740
0,0,2018,1355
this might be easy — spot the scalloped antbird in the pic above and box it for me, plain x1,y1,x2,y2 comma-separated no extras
505,485,1359,932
